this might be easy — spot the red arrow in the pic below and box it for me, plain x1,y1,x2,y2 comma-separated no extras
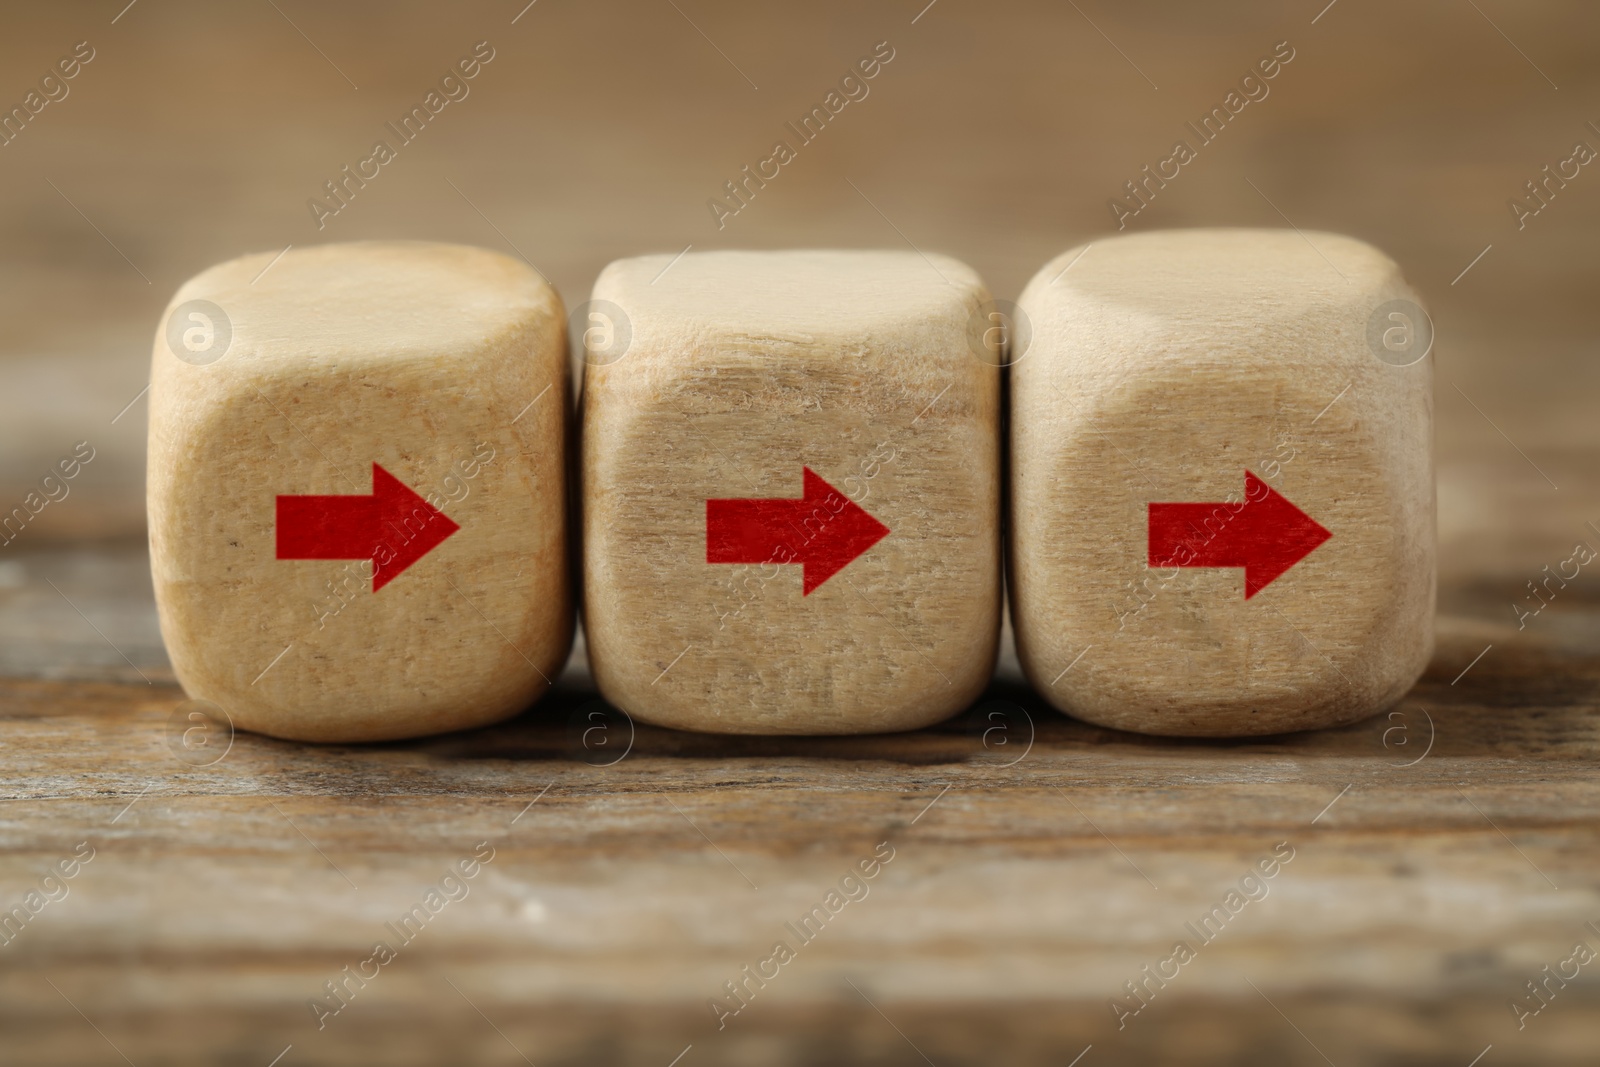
706,467,889,595
1148,470,1330,599
276,463,459,591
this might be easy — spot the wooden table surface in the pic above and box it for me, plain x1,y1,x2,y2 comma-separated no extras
2,1,1598,1063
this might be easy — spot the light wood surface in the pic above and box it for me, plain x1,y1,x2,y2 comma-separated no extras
583,250,1000,733
1012,229,1434,735
148,242,572,741
1,0,1598,1062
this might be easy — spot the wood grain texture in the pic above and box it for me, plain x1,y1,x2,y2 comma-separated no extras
1012,230,1434,736
582,250,1000,733
147,242,572,742
0,539,1598,1065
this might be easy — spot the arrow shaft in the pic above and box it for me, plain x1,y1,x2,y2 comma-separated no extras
1148,501,1253,567
276,494,379,560
706,499,805,564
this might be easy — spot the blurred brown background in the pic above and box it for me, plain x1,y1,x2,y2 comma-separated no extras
1,1,1598,1064
2,0,1596,570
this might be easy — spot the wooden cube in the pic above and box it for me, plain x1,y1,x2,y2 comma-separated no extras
582,250,1001,733
148,241,572,742
1011,229,1434,736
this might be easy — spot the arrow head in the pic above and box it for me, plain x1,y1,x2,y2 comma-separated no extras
370,463,460,591
799,467,890,595
1242,471,1331,598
